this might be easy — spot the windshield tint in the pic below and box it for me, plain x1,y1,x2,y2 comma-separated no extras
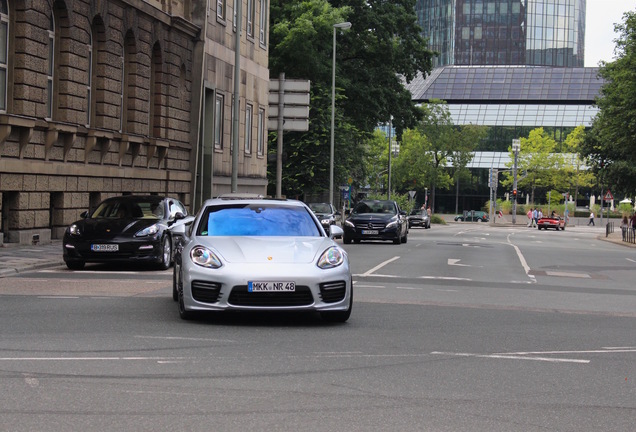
352,201,396,215
309,203,331,213
197,204,321,237
91,198,163,220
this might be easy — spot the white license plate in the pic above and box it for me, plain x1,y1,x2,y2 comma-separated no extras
362,230,379,235
91,244,119,252
248,281,296,292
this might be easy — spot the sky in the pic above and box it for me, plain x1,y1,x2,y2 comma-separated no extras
584,0,634,67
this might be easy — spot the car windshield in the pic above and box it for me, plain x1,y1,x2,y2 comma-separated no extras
197,204,321,237
91,198,164,220
309,203,331,213
352,201,396,215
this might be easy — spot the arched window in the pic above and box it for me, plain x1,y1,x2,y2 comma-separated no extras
86,26,93,126
0,0,8,112
47,10,55,119
122,30,137,134
149,42,163,138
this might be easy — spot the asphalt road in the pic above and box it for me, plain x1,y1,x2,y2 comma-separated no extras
0,224,634,431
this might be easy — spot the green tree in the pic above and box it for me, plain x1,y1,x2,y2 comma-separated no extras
559,125,595,205
391,128,434,201
267,0,435,199
581,11,636,196
502,128,562,204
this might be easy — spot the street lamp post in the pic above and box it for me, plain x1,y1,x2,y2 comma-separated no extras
329,21,351,206
512,139,520,224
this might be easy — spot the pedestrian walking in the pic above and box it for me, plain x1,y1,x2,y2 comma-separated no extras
527,208,533,227
588,211,595,226
532,208,538,227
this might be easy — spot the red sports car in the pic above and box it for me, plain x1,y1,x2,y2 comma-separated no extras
537,215,566,230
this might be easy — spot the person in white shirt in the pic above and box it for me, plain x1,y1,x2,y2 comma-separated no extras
588,211,595,226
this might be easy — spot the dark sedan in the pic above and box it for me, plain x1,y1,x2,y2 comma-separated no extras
408,209,431,229
343,199,408,244
63,195,189,270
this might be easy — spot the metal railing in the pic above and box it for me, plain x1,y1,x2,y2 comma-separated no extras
606,222,614,237
621,226,636,244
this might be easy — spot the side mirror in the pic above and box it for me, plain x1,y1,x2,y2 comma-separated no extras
80,210,89,218
329,225,344,239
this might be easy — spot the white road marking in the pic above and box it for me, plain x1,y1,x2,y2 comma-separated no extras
506,233,536,283
448,258,480,267
360,256,400,276
545,271,591,278
354,273,471,281
0,357,189,361
431,351,589,364
627,258,636,263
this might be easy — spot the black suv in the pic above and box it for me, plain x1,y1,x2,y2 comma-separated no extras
343,199,408,244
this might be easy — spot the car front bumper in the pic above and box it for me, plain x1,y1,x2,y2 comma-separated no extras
180,260,352,313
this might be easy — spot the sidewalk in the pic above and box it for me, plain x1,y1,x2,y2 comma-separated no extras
0,240,65,278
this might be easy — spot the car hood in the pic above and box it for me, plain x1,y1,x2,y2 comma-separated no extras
193,236,337,264
347,213,397,223
73,218,159,238
314,213,334,219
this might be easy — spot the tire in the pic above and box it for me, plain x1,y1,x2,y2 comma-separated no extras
321,282,352,323
177,268,195,320
66,260,85,270
172,263,179,301
401,231,408,244
157,235,171,270
393,236,401,244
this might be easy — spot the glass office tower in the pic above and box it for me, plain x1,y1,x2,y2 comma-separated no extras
416,0,586,67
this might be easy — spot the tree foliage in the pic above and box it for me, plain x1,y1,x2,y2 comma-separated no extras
267,0,434,199
581,11,636,196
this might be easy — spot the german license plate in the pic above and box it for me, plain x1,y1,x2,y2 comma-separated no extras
361,230,379,235
91,244,119,252
248,281,295,292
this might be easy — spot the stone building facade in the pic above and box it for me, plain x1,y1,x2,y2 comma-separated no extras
0,0,270,245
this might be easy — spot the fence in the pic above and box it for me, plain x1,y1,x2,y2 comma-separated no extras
621,226,636,244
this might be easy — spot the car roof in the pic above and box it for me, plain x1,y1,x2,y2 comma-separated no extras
201,197,306,207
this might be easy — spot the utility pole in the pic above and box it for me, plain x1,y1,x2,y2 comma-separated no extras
512,139,520,224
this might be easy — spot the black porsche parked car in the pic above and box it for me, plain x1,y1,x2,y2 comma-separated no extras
343,199,408,244
63,195,189,270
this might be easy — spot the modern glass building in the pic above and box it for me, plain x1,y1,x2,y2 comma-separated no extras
416,0,586,68
405,65,603,151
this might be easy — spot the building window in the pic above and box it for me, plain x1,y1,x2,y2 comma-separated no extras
0,0,8,112
259,0,267,46
47,13,55,120
257,107,265,155
149,42,162,138
217,0,225,20
233,0,237,31
244,103,252,154
247,0,255,37
87,28,93,126
215,93,224,149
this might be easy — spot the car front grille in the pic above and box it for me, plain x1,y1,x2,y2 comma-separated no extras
319,281,347,303
356,222,386,230
228,285,313,307
191,280,222,303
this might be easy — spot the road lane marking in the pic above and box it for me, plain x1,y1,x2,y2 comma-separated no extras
360,256,400,276
506,233,536,283
135,335,236,343
431,351,589,364
0,356,189,361
544,271,591,278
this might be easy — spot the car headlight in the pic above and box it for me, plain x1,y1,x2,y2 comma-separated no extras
385,217,398,229
321,218,331,225
190,246,223,268
317,246,344,269
69,224,81,236
344,220,355,228
135,224,159,237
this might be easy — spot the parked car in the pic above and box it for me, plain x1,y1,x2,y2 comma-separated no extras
537,214,566,230
63,195,189,270
172,197,352,322
455,211,489,222
343,199,408,244
408,209,431,229
307,202,340,235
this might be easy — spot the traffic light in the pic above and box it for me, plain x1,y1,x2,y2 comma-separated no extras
512,189,517,197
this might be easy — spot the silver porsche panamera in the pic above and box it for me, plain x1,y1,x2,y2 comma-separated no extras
172,197,352,322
